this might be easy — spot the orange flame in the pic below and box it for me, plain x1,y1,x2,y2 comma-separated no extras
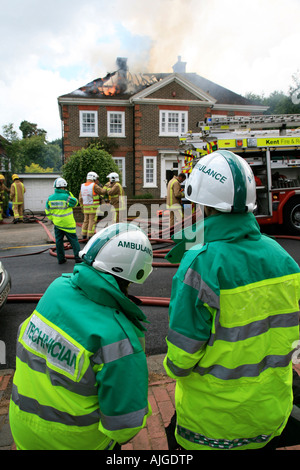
102,85,118,96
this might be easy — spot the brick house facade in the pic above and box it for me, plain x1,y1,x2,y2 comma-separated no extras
58,57,267,198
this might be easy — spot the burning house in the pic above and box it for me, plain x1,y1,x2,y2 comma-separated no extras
58,57,267,198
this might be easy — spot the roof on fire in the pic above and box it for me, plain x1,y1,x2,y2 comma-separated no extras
57,58,260,108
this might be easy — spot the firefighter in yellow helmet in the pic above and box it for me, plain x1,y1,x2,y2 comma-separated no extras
10,174,26,223
0,174,10,224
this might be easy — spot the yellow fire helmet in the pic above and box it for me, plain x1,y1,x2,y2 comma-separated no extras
0,174,4,180
12,174,19,181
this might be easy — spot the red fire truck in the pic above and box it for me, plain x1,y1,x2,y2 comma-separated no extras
180,114,300,234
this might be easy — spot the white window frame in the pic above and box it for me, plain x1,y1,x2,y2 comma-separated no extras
107,111,125,137
159,110,188,136
143,156,157,188
112,157,126,187
79,110,98,137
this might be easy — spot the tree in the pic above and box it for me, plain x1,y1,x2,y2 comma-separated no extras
245,86,300,114
19,120,47,139
1,122,62,173
62,145,120,198
25,163,53,173
2,123,23,172
86,137,119,153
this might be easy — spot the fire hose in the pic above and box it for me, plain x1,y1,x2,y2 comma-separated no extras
7,293,170,306
3,217,300,307
5,218,176,305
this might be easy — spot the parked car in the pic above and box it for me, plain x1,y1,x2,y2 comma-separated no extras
0,261,11,310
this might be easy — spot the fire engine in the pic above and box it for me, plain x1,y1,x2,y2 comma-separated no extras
179,114,300,234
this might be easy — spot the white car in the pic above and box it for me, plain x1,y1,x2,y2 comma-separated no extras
0,261,11,310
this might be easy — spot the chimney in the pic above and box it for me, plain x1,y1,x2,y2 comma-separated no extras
116,57,128,74
116,57,128,94
172,56,186,74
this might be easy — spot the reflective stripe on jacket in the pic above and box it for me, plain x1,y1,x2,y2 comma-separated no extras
45,188,77,234
10,181,25,205
9,265,151,450
107,182,125,211
164,212,300,450
167,176,183,209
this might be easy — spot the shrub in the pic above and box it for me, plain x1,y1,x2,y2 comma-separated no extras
62,146,120,198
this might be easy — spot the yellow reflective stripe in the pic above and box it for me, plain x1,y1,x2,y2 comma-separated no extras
169,179,177,207
12,182,24,204
219,274,300,328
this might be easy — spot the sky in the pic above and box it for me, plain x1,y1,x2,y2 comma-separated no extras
1,0,300,142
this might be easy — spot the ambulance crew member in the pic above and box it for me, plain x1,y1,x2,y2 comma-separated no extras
106,172,126,223
9,223,153,450
166,173,186,229
10,174,25,223
79,172,104,240
45,177,81,265
164,150,300,450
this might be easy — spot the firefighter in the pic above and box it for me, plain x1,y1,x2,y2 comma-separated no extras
0,174,10,223
106,172,126,223
79,171,105,240
166,173,186,229
45,177,81,264
164,150,300,450
96,176,111,223
10,174,25,223
9,223,153,450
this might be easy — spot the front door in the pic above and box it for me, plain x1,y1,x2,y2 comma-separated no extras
161,155,184,198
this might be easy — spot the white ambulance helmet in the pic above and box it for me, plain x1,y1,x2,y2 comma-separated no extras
79,223,153,284
185,150,256,213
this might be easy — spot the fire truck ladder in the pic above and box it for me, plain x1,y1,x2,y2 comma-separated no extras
197,114,300,134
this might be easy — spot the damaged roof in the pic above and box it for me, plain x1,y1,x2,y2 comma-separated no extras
58,59,255,106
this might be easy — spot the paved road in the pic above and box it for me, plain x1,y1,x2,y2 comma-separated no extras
0,217,174,369
0,216,299,370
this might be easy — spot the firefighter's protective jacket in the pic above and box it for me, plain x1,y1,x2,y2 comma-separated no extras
45,188,78,234
164,212,300,450
107,182,125,212
166,176,184,209
9,264,151,450
10,180,25,205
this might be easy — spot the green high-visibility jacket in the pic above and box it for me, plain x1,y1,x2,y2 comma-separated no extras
164,212,300,450
45,188,78,234
9,264,151,450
